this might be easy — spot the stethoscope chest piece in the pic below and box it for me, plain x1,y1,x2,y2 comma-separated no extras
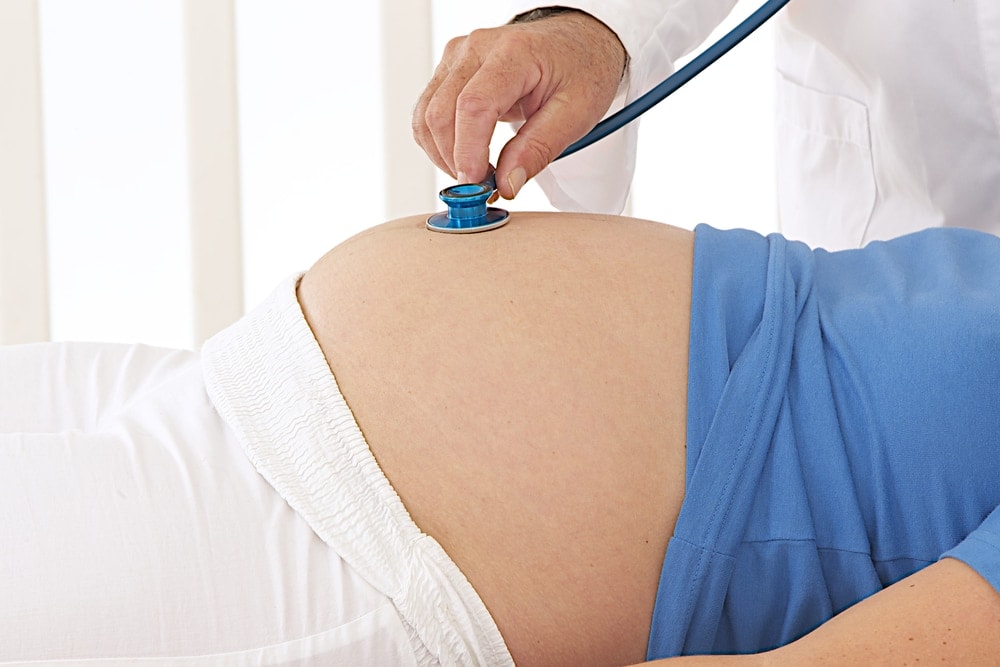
426,167,510,233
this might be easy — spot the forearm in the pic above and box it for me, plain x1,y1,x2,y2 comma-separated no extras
638,654,774,666
633,558,1000,665
772,559,1000,665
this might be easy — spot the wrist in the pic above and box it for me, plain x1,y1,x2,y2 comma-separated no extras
511,6,578,23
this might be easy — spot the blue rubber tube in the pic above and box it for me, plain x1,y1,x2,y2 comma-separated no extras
556,0,792,160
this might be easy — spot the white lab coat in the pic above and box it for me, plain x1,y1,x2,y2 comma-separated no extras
508,0,1000,249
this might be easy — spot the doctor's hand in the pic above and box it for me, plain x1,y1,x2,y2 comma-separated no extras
412,9,626,200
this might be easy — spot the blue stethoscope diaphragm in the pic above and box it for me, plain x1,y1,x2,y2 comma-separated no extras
426,166,510,233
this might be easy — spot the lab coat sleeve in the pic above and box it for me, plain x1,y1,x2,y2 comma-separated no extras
942,504,1000,597
506,0,741,212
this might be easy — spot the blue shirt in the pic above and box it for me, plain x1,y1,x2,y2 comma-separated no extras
648,225,1000,658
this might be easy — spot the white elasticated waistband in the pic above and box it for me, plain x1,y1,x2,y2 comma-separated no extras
201,274,513,667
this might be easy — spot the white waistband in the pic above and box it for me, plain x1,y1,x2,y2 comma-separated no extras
201,274,513,667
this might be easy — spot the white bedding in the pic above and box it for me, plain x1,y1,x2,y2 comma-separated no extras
0,275,510,665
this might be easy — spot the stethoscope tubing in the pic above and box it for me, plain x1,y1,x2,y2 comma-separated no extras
556,0,793,160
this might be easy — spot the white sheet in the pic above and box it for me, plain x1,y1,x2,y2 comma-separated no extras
0,342,415,665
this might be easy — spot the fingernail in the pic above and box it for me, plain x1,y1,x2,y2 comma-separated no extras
507,167,527,198
457,171,471,184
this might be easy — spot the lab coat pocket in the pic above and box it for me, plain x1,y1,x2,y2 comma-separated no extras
775,73,876,250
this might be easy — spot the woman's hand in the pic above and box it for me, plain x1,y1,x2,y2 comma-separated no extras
412,10,626,199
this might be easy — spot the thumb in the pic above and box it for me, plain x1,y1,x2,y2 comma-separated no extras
494,93,604,200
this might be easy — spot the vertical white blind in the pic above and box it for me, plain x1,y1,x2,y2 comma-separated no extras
0,0,50,345
380,0,437,219
184,0,245,343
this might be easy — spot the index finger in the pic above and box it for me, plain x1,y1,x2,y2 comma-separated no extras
451,56,540,183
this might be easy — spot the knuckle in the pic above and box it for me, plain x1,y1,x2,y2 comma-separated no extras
411,96,428,127
411,95,436,143
455,90,495,118
463,26,531,64
518,133,556,170
423,98,454,133
442,34,467,57
463,27,497,48
411,113,429,142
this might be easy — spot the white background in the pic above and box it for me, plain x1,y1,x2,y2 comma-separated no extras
37,0,776,348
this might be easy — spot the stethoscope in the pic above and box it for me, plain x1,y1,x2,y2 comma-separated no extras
427,0,792,233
